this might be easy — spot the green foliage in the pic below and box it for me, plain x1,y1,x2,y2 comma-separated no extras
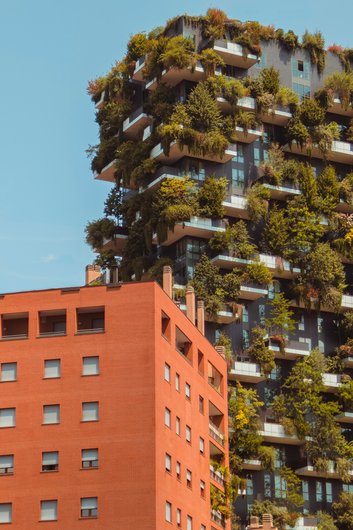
299,97,325,126
263,206,289,256
214,331,233,360
160,35,195,70
203,8,228,40
94,250,118,271
317,512,338,530
247,326,275,376
258,446,275,472
245,260,272,285
85,218,116,250
126,32,149,63
338,378,353,410
208,220,257,258
258,66,280,95
197,176,227,218
147,257,173,285
266,293,296,336
286,117,310,148
279,466,304,507
199,48,225,76
144,83,175,124
206,75,246,107
246,183,270,223
324,71,353,109
317,165,340,212
250,500,299,529
302,30,326,74
332,492,353,530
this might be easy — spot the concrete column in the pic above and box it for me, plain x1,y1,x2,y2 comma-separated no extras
186,286,195,325
197,300,205,335
162,266,172,298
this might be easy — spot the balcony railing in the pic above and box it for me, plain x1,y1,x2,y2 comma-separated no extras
0,333,28,341
211,510,226,528
209,422,225,447
210,465,225,487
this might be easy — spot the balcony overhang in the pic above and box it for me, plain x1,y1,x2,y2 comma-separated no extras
284,140,353,164
123,112,152,139
222,196,249,219
152,217,226,246
228,361,266,383
146,63,207,91
213,40,258,68
150,141,237,164
262,183,301,200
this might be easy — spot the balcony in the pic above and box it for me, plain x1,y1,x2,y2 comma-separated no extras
290,293,353,313
94,90,105,110
152,216,226,246
76,307,104,334
284,140,353,164
1,313,29,341
38,310,66,337
139,167,184,193
260,106,292,126
222,194,250,219
328,98,353,118
336,411,353,423
228,360,266,383
291,516,318,530
145,61,209,91
209,421,225,447
210,465,225,488
150,141,237,164
94,160,117,183
243,459,262,470
260,422,302,445
211,510,226,529
322,373,342,392
132,55,146,81
269,339,310,360
213,40,258,68
235,126,263,144
262,183,301,200
123,107,152,139
336,198,353,214
239,283,268,300
296,459,353,479
100,233,128,256
211,253,300,280
205,303,240,324
343,356,353,368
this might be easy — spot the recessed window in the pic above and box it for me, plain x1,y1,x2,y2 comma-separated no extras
176,327,192,362
0,363,17,382
187,515,193,530
198,350,204,375
164,363,170,383
176,461,181,480
176,508,181,527
186,469,192,488
82,402,99,422
165,408,171,428
199,437,205,454
0,408,16,428
42,452,58,472
200,479,205,497
161,312,171,341
201,525,206,530
0,455,13,475
81,497,97,518
176,416,180,436
40,500,58,521
298,60,304,72
44,359,61,379
165,501,172,522
199,395,204,414
77,307,104,333
165,453,171,472
185,382,191,400
0,504,12,524
82,356,99,376
186,425,191,444
39,310,66,336
175,373,180,392
2,312,28,339
43,405,60,425
82,449,98,469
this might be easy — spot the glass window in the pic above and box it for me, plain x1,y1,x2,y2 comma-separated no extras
176,416,180,435
81,497,98,518
326,482,333,503
200,479,205,497
256,53,267,68
242,329,250,349
270,364,281,381
165,453,171,472
82,402,99,422
186,469,192,488
43,405,59,425
40,500,57,521
275,475,287,499
165,408,171,428
302,480,309,501
317,317,324,334
316,481,323,502
275,448,285,468
292,58,310,80
298,315,305,331
247,475,254,496
165,501,172,522
82,356,99,376
259,304,266,325
292,82,311,100
0,455,13,475
199,437,205,454
0,504,12,524
264,473,271,498
185,382,191,400
175,373,180,391
44,359,61,379
164,363,170,383
242,305,249,323
42,452,59,472
82,449,98,469
0,363,17,382
186,425,191,443
187,515,193,530
176,461,181,480
343,483,353,493
199,395,204,414
176,508,181,527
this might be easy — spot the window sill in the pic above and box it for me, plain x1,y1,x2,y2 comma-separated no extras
79,516,98,520
0,472,13,477
38,520,58,523
40,470,59,474
81,374,100,378
41,423,60,426
0,380,16,383
43,377,61,380
80,466,99,471
80,420,99,423
0,335,28,341
75,329,104,336
0,426,15,430
37,332,66,339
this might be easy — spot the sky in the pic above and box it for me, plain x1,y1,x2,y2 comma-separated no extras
0,0,352,293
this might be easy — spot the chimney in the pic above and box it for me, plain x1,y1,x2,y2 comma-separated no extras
85,264,101,285
246,514,278,530
186,286,196,325
162,266,172,298
248,516,260,529
197,300,205,335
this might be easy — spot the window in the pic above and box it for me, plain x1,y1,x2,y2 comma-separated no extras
165,501,172,522
176,508,181,527
164,363,170,382
165,408,171,428
82,449,98,469
0,504,12,524
201,525,206,530
82,402,99,422
343,483,353,493
186,425,191,444
82,356,99,376
298,60,304,72
247,475,254,496
242,329,250,349
326,482,333,504
275,448,285,469
42,452,58,472
81,497,97,518
200,479,205,497
298,315,305,331
292,82,311,100
264,473,271,498
0,363,17,382
40,500,57,521
292,58,310,80
161,311,171,341
43,405,60,425
302,480,309,502
198,350,204,375
165,453,171,472
259,304,265,325
175,373,180,391
316,481,323,502
44,359,61,379
0,408,16,428
199,437,204,454
242,305,249,323
275,475,287,499
187,515,193,530
185,382,191,400
176,416,180,435
0,455,13,475
176,461,181,480
186,469,192,488
77,307,104,333
199,395,204,414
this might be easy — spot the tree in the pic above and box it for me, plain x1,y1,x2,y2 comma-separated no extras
245,260,272,285
332,492,353,530
317,165,340,213
263,206,288,256
208,220,258,258
197,176,227,218
317,512,338,530
266,293,296,336
246,184,270,223
85,218,117,250
247,326,275,376
250,500,299,530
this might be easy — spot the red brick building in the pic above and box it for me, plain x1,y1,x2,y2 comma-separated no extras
0,279,229,529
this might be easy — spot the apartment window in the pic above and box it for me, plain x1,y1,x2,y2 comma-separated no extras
200,479,205,497
175,373,180,391
0,455,13,475
165,408,171,428
316,481,323,502
44,359,60,379
43,405,60,425
175,461,181,480
343,483,353,493
259,304,266,325
0,504,12,524
165,501,172,522
186,425,191,444
326,482,333,504
0,408,16,428
264,473,272,498
242,305,249,323
82,356,99,376
82,402,99,422
317,317,324,334
199,395,204,414
39,310,66,336
40,500,57,521
302,480,309,502
275,475,287,499
292,82,311,100
242,329,250,349
201,525,206,530
198,350,204,375
185,382,191,400
165,453,171,473
0,363,17,382
247,475,254,496
77,307,104,333
292,58,310,80
187,515,193,530
161,311,171,341
164,363,170,383
82,449,98,469
186,469,192,488
298,314,305,331
176,416,180,435
42,452,58,472
176,508,181,527
274,448,285,469
199,437,205,454
81,497,97,518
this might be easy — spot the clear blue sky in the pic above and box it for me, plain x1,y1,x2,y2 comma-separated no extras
0,0,352,292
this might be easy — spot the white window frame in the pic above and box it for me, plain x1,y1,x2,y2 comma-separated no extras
82,402,99,422
43,405,60,425
40,500,58,521
0,363,17,382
